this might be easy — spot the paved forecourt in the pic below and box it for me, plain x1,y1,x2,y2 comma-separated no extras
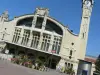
0,60,67,75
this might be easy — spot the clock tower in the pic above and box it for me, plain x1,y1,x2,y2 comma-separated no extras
79,0,94,59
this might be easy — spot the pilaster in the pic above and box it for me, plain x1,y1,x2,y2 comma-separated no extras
27,31,33,47
48,32,54,53
32,15,37,28
38,33,43,50
41,16,47,30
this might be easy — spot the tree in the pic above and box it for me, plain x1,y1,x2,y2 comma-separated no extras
95,55,100,75
65,67,75,75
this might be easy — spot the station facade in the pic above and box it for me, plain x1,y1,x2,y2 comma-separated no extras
0,0,94,74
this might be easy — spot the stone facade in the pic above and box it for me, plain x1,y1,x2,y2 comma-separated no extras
0,0,94,74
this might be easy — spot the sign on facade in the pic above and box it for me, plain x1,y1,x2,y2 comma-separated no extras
51,50,56,53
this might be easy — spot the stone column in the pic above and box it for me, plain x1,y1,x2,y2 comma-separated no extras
37,15,47,50
32,15,37,28
41,16,47,30
15,46,18,55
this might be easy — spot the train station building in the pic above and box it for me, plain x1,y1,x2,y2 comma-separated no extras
0,0,94,74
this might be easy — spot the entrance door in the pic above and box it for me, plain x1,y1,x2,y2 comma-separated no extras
9,48,15,55
48,59,57,69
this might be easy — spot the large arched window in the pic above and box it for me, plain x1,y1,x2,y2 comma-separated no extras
45,19,63,35
17,17,33,27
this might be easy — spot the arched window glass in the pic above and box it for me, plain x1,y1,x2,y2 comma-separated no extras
35,17,43,29
17,17,33,27
45,19,63,35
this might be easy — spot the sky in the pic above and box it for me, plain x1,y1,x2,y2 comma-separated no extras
0,0,99,57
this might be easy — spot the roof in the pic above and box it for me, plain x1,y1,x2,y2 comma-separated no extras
85,56,97,64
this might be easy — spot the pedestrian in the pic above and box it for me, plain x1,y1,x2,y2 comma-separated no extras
35,62,38,70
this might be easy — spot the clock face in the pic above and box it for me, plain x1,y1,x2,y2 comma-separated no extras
85,1,91,7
